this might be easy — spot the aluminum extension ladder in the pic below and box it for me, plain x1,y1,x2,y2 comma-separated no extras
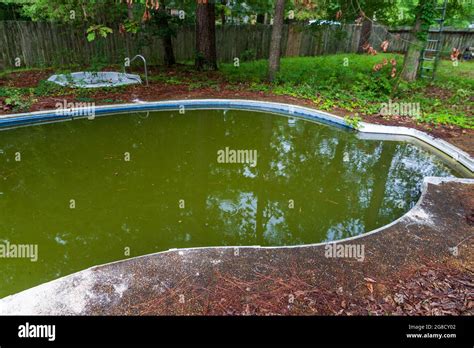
419,0,448,80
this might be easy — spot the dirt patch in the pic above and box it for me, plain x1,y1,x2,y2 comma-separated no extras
0,69,54,88
422,85,454,100
126,257,474,316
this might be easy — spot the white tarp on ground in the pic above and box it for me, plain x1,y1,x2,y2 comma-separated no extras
47,71,142,88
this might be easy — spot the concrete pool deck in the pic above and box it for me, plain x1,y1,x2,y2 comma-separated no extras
0,176,473,315
0,100,472,315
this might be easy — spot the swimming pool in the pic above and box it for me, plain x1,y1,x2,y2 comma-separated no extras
0,105,470,297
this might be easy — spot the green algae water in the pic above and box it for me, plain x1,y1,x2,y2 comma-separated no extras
0,109,466,297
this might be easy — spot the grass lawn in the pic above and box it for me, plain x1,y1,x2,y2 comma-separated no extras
220,54,473,129
1,53,472,129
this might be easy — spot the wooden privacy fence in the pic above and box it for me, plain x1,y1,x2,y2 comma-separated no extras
1,20,473,69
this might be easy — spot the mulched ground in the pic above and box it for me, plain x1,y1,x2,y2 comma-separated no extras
0,69,54,88
1,67,473,155
128,256,474,316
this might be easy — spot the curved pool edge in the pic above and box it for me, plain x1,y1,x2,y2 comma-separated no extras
0,99,473,173
0,176,472,314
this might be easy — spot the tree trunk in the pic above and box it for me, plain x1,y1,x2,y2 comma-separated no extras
220,0,226,24
257,14,265,24
158,3,175,66
357,18,372,53
401,37,422,81
127,3,134,20
401,2,426,81
268,0,285,82
195,0,217,71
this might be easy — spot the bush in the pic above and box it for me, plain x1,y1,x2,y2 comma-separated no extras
3,88,36,112
240,49,257,62
34,80,64,96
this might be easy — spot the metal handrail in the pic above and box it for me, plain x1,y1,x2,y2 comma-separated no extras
124,54,148,86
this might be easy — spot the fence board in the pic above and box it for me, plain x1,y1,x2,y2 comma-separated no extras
0,21,472,69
